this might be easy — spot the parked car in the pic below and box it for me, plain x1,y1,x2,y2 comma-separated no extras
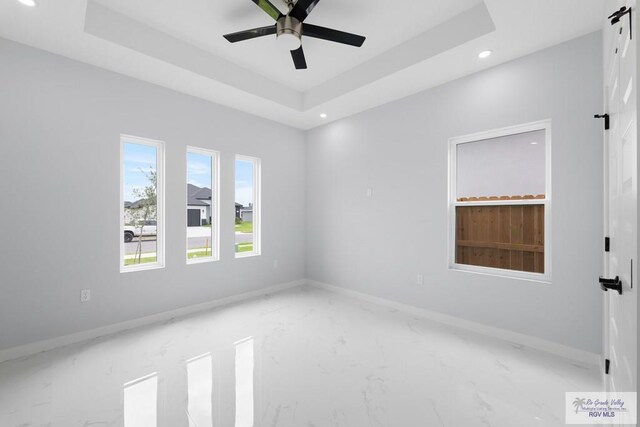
124,220,157,242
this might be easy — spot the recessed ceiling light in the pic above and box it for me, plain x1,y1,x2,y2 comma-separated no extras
17,0,37,6
531,141,538,145
478,50,492,59
320,113,327,119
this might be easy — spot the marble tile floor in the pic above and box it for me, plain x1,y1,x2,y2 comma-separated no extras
0,285,600,427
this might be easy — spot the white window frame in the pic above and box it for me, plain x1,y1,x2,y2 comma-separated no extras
448,120,552,283
235,155,261,259
120,135,165,273
186,147,220,264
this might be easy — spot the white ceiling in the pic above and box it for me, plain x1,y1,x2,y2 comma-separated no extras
93,0,482,91
0,0,605,129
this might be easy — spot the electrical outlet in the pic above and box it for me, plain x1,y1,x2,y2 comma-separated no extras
80,289,91,302
273,259,279,269
416,274,424,285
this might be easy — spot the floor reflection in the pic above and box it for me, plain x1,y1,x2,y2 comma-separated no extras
235,337,254,427
124,372,158,427
186,353,213,427
0,287,600,427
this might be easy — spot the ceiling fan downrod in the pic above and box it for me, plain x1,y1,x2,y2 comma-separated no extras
276,5,302,50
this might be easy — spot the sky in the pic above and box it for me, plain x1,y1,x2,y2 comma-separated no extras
456,129,546,198
187,151,212,189
123,142,156,203
124,142,254,206
235,159,254,207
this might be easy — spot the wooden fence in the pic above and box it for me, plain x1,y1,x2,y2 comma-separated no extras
455,203,544,273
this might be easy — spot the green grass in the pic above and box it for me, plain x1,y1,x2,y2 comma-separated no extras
188,249,212,259
235,221,253,233
124,256,157,266
236,242,253,253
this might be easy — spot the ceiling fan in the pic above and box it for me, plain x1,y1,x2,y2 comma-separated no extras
223,0,366,70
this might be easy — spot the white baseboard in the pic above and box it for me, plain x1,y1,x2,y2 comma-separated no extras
1,278,601,367
308,280,601,367
0,279,305,364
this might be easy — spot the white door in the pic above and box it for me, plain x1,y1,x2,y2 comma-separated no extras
602,0,638,415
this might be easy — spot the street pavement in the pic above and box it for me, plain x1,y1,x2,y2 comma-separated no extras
125,227,252,254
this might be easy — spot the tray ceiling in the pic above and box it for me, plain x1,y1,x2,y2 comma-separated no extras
0,0,605,129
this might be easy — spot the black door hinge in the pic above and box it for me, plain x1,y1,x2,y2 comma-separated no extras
600,276,623,294
609,7,633,39
594,114,610,130
605,358,611,375
605,237,610,252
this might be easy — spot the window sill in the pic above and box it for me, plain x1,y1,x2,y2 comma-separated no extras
120,263,165,273
449,263,551,285
187,256,219,265
235,252,261,259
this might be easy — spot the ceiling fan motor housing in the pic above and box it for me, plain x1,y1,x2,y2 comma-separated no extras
223,0,366,69
277,15,302,41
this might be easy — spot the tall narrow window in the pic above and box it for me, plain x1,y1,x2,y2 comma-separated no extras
449,121,551,281
187,148,219,263
235,156,261,257
121,136,164,272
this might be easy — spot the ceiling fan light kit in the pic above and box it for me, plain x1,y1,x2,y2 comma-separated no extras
223,0,366,70
276,15,302,50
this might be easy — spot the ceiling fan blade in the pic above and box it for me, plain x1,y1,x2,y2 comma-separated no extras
302,24,365,47
223,25,277,43
250,0,284,21
289,0,320,22
291,46,307,69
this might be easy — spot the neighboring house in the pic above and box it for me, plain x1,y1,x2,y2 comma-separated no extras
235,202,253,222
123,199,156,225
240,203,253,222
125,185,218,227
187,184,212,227
124,202,134,224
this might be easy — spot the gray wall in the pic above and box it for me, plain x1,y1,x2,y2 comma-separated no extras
0,32,605,355
306,32,604,353
0,39,306,351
